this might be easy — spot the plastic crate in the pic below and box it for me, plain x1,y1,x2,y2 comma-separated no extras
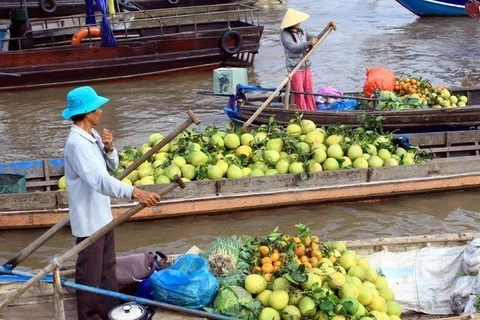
0,174,26,194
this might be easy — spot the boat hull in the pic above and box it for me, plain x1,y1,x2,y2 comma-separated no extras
1,130,480,229
224,87,480,133
395,0,468,16
0,0,259,19
0,5,263,91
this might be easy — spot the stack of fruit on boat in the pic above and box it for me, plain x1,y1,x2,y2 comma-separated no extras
202,223,403,320
369,76,469,111
107,117,427,187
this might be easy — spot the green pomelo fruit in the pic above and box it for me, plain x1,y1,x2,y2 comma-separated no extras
252,161,268,172
216,159,229,174
305,131,325,144
154,152,168,162
180,164,196,180
288,290,304,306
242,167,252,177
249,168,265,177
348,144,363,160
138,165,154,180
172,156,187,168
258,307,280,320
301,273,323,290
366,144,377,156
326,134,343,145
355,303,366,316
383,158,399,166
338,251,357,270
287,124,302,137
386,300,402,316
266,138,284,152
164,164,181,181
269,290,290,310
300,119,316,134
297,296,317,317
276,158,291,174
364,268,379,283
308,162,323,172
265,169,279,176
329,241,347,253
120,177,132,186
377,149,391,161
257,289,272,307
312,149,327,163
311,142,327,152
281,305,302,320
347,275,363,289
127,170,139,182
189,151,209,166
254,132,267,143
323,158,340,171
338,282,359,299
289,162,304,174
328,271,346,288
356,257,370,269
227,164,244,179
211,134,224,147
395,147,407,157
244,274,268,294
58,176,67,189
353,157,369,169
138,176,154,185
378,287,395,301
224,133,241,150
367,295,387,312
341,156,352,168
348,265,366,281
296,142,311,156
272,277,291,291
357,286,373,305
207,165,224,179
327,144,343,159
314,310,329,320
236,145,253,159
149,133,163,146
264,150,280,164
368,155,384,168
375,276,389,290
241,133,255,146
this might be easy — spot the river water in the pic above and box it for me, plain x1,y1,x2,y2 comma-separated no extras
1,0,480,270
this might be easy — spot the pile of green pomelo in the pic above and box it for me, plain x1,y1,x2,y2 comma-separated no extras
114,116,424,186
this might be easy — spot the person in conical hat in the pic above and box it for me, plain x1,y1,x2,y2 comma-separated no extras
280,8,318,110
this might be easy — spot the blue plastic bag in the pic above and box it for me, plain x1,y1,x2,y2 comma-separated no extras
149,254,218,309
135,278,153,300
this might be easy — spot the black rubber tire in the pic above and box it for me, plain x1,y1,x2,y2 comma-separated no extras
40,0,57,13
220,30,243,55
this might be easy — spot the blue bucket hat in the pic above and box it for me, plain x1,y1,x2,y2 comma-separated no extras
62,86,110,120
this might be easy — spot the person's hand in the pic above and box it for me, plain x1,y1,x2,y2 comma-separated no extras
132,188,161,207
310,38,318,46
102,128,114,152
328,21,337,30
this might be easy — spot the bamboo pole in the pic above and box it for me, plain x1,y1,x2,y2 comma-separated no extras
53,266,65,320
283,80,291,109
241,21,337,129
0,176,185,310
4,111,200,269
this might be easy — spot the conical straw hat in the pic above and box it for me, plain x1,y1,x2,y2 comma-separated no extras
280,8,310,29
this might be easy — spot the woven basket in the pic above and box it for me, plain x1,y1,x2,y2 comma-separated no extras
0,174,26,194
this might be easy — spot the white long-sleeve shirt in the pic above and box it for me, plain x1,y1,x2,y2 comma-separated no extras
64,125,134,237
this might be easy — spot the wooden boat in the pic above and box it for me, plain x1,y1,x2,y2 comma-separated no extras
394,0,468,16
1,232,480,320
0,0,259,19
1,130,480,230
223,86,480,133
0,3,263,92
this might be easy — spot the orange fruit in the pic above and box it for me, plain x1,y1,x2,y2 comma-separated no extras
262,257,272,265
260,245,270,256
270,252,280,263
264,273,274,282
262,263,274,274
295,244,306,257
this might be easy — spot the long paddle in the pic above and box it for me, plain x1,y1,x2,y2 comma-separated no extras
4,110,200,269
241,21,337,129
0,175,185,311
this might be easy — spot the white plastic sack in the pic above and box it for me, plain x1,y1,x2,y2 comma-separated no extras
463,238,480,275
366,245,466,315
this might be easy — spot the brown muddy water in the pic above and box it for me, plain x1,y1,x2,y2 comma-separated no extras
0,0,480,316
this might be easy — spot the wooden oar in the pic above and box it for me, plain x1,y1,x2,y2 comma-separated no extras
0,175,185,311
4,110,200,269
241,21,337,129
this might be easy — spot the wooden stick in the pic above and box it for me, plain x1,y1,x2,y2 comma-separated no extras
53,266,65,320
3,111,199,269
241,21,336,129
0,176,185,311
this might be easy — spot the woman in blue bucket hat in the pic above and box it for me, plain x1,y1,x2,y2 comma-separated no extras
62,86,161,320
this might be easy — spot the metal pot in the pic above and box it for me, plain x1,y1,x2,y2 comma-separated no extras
108,302,154,320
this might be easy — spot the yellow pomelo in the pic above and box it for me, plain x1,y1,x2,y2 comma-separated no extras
386,300,402,316
364,268,379,283
120,177,132,186
368,295,387,312
272,277,291,291
281,305,302,320
338,282,359,299
326,134,343,145
328,271,347,288
338,251,357,271
257,289,272,307
301,273,323,290
236,145,252,159
347,275,363,289
375,276,389,290
297,296,317,317
357,257,370,269
357,286,373,305
288,290,304,306
378,287,395,301
244,274,267,294
58,176,67,189
259,307,280,320
348,265,366,281
269,290,290,310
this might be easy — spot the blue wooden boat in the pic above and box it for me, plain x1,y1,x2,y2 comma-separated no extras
395,0,468,16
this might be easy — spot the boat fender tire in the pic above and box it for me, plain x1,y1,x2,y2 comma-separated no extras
220,30,243,55
40,0,58,13
71,27,101,45
168,0,180,4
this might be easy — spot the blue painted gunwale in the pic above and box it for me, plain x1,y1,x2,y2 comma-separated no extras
395,0,468,16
